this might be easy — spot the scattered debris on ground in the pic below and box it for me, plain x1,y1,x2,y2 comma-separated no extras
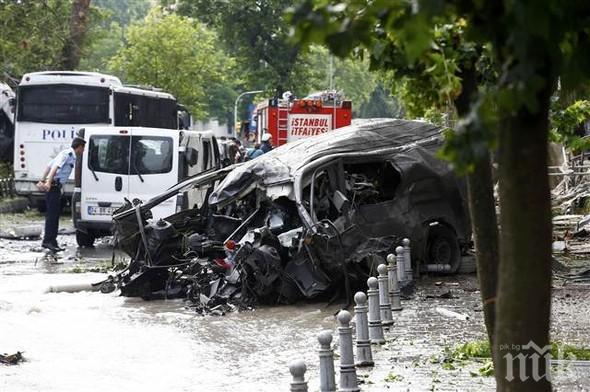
0,351,25,365
433,338,590,379
551,156,590,288
0,224,42,240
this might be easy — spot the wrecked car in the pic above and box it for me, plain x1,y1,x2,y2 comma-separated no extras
109,119,471,311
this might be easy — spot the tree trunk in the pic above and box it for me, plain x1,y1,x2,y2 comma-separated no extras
61,0,91,70
494,85,553,391
454,64,500,355
466,158,499,348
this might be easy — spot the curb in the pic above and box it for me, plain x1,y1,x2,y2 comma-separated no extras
0,197,30,214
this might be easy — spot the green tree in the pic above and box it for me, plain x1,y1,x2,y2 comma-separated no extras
358,83,403,119
108,8,238,120
0,0,71,78
171,0,401,123
80,0,151,71
298,45,400,117
291,5,501,370
172,0,307,96
550,100,590,150
61,0,92,70
79,20,125,72
92,0,150,27
291,2,590,390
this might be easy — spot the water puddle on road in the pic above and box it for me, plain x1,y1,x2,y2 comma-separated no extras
0,234,339,392
0,272,340,391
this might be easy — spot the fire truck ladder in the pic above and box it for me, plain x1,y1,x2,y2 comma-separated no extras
277,104,289,145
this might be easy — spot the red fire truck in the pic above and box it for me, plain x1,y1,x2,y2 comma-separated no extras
253,91,352,147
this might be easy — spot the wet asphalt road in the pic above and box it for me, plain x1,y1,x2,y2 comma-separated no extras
1,211,589,391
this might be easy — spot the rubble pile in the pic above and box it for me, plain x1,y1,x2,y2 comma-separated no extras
550,158,590,283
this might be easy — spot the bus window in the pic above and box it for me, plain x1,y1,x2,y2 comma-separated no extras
18,85,109,124
114,93,139,127
114,93,177,129
155,97,177,129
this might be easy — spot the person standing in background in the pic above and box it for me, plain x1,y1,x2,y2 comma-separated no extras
259,133,273,153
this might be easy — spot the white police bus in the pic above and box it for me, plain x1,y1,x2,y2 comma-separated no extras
12,71,183,210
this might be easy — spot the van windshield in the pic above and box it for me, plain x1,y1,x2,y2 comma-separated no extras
88,135,173,175
18,84,109,124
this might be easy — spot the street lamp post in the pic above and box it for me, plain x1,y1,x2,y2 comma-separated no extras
234,90,263,137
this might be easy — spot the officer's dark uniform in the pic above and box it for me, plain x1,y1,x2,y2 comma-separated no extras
42,147,76,249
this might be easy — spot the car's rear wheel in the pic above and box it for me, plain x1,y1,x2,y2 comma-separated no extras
426,224,460,273
76,229,95,247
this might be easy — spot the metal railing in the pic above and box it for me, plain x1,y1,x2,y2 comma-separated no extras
0,176,15,199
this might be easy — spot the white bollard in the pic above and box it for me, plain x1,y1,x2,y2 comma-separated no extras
337,310,360,392
353,292,374,367
289,359,308,392
403,238,413,282
318,330,336,392
387,254,403,311
396,246,405,284
367,277,385,344
377,264,394,326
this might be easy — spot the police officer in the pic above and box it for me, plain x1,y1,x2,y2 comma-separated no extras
37,137,86,252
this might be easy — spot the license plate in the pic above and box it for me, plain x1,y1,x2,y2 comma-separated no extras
88,206,117,216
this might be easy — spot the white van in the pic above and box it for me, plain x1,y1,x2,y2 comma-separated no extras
72,126,219,246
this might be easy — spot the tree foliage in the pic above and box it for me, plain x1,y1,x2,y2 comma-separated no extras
80,0,151,71
290,2,590,391
172,0,303,96
0,0,71,79
108,8,238,120
358,83,403,118
550,99,590,150
290,5,500,171
170,0,402,122
92,0,150,27
298,45,400,117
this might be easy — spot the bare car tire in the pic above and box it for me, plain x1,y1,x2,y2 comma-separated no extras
76,229,95,247
426,224,461,273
